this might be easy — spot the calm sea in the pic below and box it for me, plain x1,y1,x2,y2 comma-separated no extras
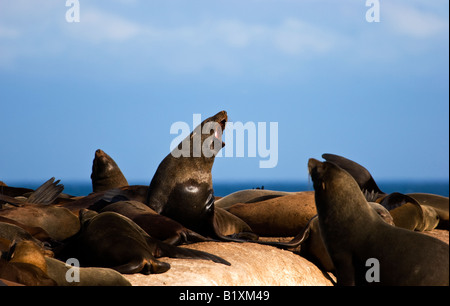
8,180,449,198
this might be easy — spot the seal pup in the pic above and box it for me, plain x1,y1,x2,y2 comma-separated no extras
145,111,228,236
407,193,449,229
56,210,230,275
308,158,449,286
378,193,439,231
91,149,129,193
0,241,57,286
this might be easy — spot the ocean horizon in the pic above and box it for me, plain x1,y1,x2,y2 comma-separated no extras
5,179,449,198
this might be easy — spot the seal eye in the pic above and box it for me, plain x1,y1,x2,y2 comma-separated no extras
186,186,199,193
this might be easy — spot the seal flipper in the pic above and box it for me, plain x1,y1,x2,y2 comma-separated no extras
378,192,420,211
247,215,314,250
27,177,64,204
154,240,231,266
322,153,384,196
113,258,170,275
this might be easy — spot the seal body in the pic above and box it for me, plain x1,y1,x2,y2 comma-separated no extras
308,158,449,286
226,192,316,237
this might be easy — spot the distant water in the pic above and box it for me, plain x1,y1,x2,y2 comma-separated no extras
7,180,449,198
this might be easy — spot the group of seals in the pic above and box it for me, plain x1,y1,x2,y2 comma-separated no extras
1,110,448,286
322,153,448,231
56,209,229,275
0,111,237,285
308,158,449,286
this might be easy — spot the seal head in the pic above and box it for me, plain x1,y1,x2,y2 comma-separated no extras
91,149,129,193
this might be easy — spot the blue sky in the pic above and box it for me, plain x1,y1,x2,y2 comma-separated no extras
0,0,448,185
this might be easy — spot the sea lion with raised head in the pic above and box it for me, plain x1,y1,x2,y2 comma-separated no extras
145,111,231,238
308,158,449,286
91,149,129,193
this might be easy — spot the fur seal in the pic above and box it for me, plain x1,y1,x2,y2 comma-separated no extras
298,202,394,273
213,207,257,240
322,153,446,231
45,257,131,286
0,241,56,286
0,204,80,241
322,153,384,196
0,177,64,207
0,178,79,242
0,222,46,247
378,193,439,231
226,192,316,237
215,189,293,209
145,111,229,236
100,200,210,245
308,158,449,286
56,210,230,275
407,193,449,229
91,149,129,193
0,216,52,243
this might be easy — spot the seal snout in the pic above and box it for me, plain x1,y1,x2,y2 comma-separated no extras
308,158,323,177
95,149,107,160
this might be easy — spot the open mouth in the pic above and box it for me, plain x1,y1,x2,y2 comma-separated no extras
213,112,228,147
214,119,226,146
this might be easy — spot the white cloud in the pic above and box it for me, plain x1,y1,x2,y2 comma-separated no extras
0,26,20,39
273,18,336,55
136,18,338,56
384,2,448,38
66,8,142,43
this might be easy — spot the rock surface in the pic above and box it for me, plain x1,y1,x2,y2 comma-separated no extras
124,242,334,286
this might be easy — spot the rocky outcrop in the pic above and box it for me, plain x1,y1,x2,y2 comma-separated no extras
124,242,334,286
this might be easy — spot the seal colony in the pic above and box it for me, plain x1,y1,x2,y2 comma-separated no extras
1,110,448,286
